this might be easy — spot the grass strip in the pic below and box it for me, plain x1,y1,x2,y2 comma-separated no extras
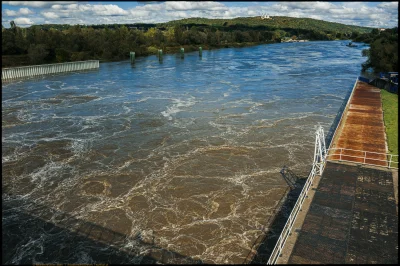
381,89,398,167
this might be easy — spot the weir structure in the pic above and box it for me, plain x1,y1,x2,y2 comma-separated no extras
1,60,99,81
266,77,398,264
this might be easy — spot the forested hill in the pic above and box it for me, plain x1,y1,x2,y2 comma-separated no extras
30,16,372,35
2,16,374,67
161,16,372,34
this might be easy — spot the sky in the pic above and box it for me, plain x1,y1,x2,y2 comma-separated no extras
1,1,398,29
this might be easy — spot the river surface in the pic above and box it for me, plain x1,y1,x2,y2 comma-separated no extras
2,40,366,264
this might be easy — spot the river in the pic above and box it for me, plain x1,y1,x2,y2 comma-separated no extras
2,40,366,264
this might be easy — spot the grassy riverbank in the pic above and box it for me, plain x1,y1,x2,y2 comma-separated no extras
381,90,398,164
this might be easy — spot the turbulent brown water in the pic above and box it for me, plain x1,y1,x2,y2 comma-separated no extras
2,41,366,264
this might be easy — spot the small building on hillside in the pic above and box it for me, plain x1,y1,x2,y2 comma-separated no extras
260,14,272,20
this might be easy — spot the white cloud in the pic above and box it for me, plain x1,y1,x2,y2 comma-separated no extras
3,1,48,7
78,4,129,16
51,4,63,10
377,2,398,9
19,7,33,15
264,1,398,28
3,1,76,8
51,3,77,10
130,9,151,18
165,1,228,11
3,7,33,16
134,3,165,12
66,3,78,10
4,9,18,16
377,1,398,14
308,15,323,20
13,17,34,25
42,11,59,19
285,1,334,10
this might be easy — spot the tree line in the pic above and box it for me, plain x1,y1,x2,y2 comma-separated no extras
2,18,367,67
356,27,398,73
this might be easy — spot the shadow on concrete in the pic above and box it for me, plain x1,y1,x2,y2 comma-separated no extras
2,196,202,265
242,167,307,264
280,165,303,190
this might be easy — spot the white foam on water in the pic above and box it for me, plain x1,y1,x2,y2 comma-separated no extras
249,102,263,113
29,161,71,187
16,109,34,122
68,138,92,159
161,97,196,121
10,234,45,264
136,96,151,102
74,251,95,264
254,112,328,129
3,143,31,162
121,105,131,114
172,117,196,129
2,91,42,103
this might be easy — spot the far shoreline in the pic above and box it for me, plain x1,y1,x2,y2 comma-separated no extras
4,39,351,68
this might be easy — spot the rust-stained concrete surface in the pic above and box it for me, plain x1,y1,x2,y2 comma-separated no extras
281,81,398,264
287,162,398,264
328,81,388,167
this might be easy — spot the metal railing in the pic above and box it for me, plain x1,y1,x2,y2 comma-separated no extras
266,163,319,264
267,165,317,265
267,126,327,264
327,147,399,169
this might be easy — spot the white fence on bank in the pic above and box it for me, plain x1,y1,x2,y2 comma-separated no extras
2,60,99,81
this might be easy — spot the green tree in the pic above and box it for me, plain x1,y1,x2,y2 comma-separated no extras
174,25,184,44
371,28,379,35
164,27,176,44
2,29,16,54
272,30,286,41
144,27,157,40
351,31,359,39
55,48,71,62
28,44,49,64
362,27,398,73
2,17,375,66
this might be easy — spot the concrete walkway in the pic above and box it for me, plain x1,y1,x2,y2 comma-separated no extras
328,81,388,166
276,80,398,264
286,162,398,264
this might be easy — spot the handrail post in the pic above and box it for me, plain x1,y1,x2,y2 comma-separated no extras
340,148,342,161
389,154,392,169
364,151,367,164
